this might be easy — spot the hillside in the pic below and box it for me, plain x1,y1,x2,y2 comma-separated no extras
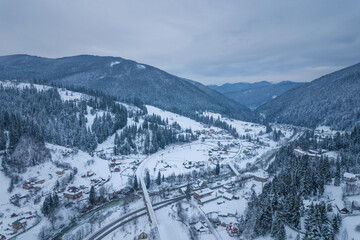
257,63,360,130
0,54,250,119
208,81,304,108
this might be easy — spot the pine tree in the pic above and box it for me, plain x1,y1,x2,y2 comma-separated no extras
185,183,192,201
271,214,286,240
52,193,59,208
133,175,139,190
145,170,151,189
332,214,340,234
156,171,161,185
215,162,220,175
89,186,96,205
334,158,341,186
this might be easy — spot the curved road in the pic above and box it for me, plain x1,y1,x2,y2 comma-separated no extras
87,196,185,240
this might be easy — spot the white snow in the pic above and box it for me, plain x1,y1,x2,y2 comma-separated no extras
110,61,121,67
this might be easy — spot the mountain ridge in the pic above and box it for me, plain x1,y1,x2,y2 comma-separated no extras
257,62,360,130
0,54,251,120
208,81,304,108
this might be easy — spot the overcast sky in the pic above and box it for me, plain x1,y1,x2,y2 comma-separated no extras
1,0,359,85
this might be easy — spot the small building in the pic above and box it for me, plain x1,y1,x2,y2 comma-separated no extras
56,170,65,176
193,188,213,200
12,220,27,230
23,182,37,190
138,232,148,239
344,172,357,182
198,194,220,205
64,186,82,200
1,234,6,240
223,192,233,200
340,207,350,214
194,222,207,232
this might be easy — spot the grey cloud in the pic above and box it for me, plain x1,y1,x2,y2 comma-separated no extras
0,0,359,85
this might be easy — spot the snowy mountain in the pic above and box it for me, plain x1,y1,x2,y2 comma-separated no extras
208,81,304,109
0,54,250,119
257,62,360,130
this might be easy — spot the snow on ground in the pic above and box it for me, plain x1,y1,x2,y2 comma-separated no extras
341,215,360,239
0,80,52,91
203,111,266,136
136,139,238,178
0,170,10,205
0,80,93,103
57,88,92,102
110,61,121,67
103,214,151,240
324,185,344,209
157,206,191,240
117,101,141,114
147,105,213,131
137,64,146,70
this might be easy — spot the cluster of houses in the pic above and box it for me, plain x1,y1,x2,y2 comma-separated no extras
61,148,76,157
90,177,110,187
179,179,239,206
81,170,96,178
182,161,205,169
109,158,122,172
23,179,45,190
0,210,37,238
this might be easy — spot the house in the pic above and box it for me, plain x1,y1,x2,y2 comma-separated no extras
223,192,233,200
64,186,82,199
36,179,45,184
193,188,213,200
87,171,95,177
23,182,37,190
198,194,220,205
226,222,238,236
194,222,207,232
56,170,65,176
340,207,350,214
138,232,148,239
1,234,6,240
344,172,357,182
12,220,27,230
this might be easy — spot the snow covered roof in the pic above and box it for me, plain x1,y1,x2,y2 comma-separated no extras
223,192,233,200
344,172,357,179
199,194,219,204
194,222,205,231
194,188,213,196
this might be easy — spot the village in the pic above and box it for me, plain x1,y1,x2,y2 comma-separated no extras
1,84,353,240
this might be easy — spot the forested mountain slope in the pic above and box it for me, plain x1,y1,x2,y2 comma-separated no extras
209,81,304,108
257,63,360,130
0,54,250,119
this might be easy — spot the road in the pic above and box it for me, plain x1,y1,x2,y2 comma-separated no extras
136,152,162,239
188,201,223,240
87,196,185,240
